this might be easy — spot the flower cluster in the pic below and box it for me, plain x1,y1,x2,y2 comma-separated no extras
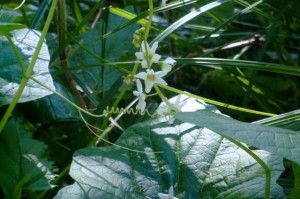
132,37,176,112
132,27,145,48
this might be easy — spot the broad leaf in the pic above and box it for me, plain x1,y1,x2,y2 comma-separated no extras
0,117,55,199
0,11,18,23
175,110,300,165
0,28,54,106
0,22,27,35
19,79,80,123
55,96,284,199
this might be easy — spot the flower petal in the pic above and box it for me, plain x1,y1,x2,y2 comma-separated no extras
152,54,161,63
141,41,150,54
150,41,159,54
165,57,176,65
168,186,174,197
141,59,148,68
140,92,146,101
136,100,146,112
136,79,143,93
135,52,144,59
136,93,146,112
161,63,172,73
144,78,155,93
155,70,167,78
155,77,168,86
135,71,147,80
158,193,168,199
133,90,139,97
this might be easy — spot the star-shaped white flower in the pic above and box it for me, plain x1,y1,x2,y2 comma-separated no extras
135,69,167,93
135,41,161,68
160,57,176,73
157,95,187,124
158,186,178,199
133,79,146,112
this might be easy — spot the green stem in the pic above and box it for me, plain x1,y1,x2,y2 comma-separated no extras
144,0,153,40
158,84,276,117
131,59,141,75
221,134,271,199
143,39,151,68
58,0,86,108
12,176,30,199
154,84,179,112
6,35,26,75
29,77,104,118
0,0,58,134
131,0,153,75
101,8,109,98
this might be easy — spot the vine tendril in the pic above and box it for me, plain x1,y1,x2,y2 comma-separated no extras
103,106,155,117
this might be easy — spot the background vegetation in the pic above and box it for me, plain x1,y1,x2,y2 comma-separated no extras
0,0,300,198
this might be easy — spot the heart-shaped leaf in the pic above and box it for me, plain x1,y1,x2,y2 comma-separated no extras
0,28,54,106
55,96,284,199
0,118,55,199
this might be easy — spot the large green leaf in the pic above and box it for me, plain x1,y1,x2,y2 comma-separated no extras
0,22,27,35
0,11,18,23
0,28,54,106
68,7,138,92
19,78,80,123
175,110,300,165
0,117,55,199
55,96,284,199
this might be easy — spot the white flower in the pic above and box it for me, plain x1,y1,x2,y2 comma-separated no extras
158,186,178,199
135,41,161,68
133,79,146,112
161,0,168,7
157,95,187,124
160,57,176,73
135,69,167,93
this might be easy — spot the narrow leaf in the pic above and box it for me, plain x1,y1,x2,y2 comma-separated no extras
152,0,230,44
105,0,197,38
176,58,300,76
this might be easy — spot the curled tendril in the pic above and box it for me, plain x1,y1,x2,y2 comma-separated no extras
79,110,162,154
104,106,155,117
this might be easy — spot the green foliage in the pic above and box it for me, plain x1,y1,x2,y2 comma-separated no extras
0,11,26,35
0,118,55,199
68,8,138,93
1,0,300,198
175,110,300,165
0,28,54,106
55,99,284,199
